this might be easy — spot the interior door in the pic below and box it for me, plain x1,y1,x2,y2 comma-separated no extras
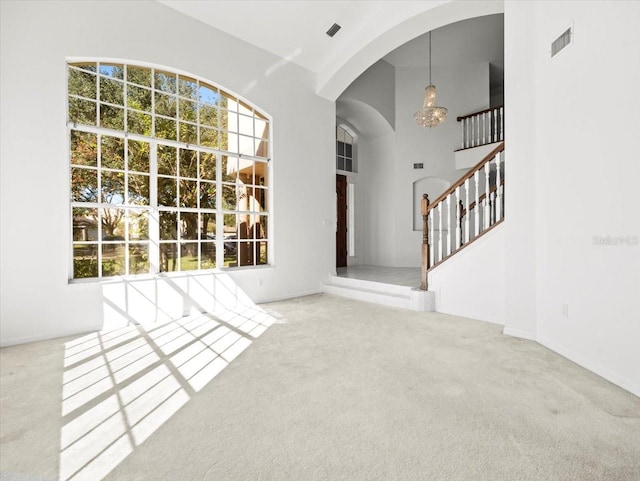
336,174,347,267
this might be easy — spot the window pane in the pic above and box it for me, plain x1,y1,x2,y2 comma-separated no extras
69,98,97,126
178,122,197,144
178,76,198,100
101,209,125,240
255,118,268,141
99,104,124,131
160,243,178,272
200,242,216,269
255,215,268,239
73,208,98,241
238,114,253,137
337,157,345,171
127,66,151,87
129,243,149,274
226,111,238,133
200,153,216,180
179,149,198,178
222,184,237,210
99,64,124,79
179,179,198,208
129,210,149,240
179,99,197,122
102,243,126,277
200,104,217,127
199,84,218,105
253,187,267,212
158,177,177,207
239,135,254,156
155,71,176,94
180,212,198,240
69,69,96,99
73,244,98,279
155,117,177,140
346,158,353,172
159,211,177,240
238,240,254,267
255,138,268,159
71,167,98,202
128,174,149,205
180,243,198,271
101,136,124,169
127,85,152,112
255,161,268,187
200,127,218,149
127,110,152,136
100,77,124,106
337,141,345,156
155,92,177,118
70,62,97,73
221,156,238,182
201,213,216,239
157,145,177,176
128,139,150,173
199,181,216,210
346,143,353,158
101,170,125,208
71,130,98,166
257,241,268,265
224,242,237,268
238,101,252,116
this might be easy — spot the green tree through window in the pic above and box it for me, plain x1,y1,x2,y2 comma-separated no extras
68,61,270,279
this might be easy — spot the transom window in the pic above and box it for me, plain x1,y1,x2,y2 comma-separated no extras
336,126,355,173
68,61,270,279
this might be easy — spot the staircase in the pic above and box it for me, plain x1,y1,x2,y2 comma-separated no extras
324,106,505,311
323,274,435,311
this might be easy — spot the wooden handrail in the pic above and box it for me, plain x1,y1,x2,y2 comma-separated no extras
457,105,503,122
427,142,504,213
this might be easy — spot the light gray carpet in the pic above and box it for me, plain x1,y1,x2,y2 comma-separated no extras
1,293,639,481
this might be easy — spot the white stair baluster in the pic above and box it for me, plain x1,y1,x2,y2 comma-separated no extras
493,108,498,143
484,163,490,229
474,170,480,236
437,202,443,262
461,119,465,149
455,186,461,249
471,116,475,147
482,112,486,145
464,178,470,243
446,194,452,256
500,106,504,141
496,152,502,221
429,208,435,267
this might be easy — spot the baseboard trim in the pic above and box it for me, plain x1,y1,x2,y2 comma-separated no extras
0,324,103,348
537,335,640,398
503,327,537,341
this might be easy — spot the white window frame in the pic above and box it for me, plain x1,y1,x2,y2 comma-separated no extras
67,58,272,281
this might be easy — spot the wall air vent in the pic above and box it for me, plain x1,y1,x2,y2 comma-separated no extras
413,163,424,170
326,23,342,38
551,27,572,57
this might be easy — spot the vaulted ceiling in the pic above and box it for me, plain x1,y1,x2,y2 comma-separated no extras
157,0,504,100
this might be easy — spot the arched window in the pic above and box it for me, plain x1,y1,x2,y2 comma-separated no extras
68,60,271,279
336,125,356,173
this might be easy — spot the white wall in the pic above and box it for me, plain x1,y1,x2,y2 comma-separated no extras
0,0,334,346
504,0,640,395
429,224,505,325
393,62,489,266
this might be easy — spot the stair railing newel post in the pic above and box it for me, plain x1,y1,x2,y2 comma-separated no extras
421,193,430,291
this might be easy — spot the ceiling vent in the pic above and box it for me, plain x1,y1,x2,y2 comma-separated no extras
551,27,572,57
326,23,342,38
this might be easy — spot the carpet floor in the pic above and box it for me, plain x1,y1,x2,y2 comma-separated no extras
1,293,639,481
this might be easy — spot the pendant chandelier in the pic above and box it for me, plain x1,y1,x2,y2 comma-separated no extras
414,31,447,128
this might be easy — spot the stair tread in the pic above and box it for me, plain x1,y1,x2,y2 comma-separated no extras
324,283,411,299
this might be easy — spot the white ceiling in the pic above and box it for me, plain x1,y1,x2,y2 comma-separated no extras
157,0,449,74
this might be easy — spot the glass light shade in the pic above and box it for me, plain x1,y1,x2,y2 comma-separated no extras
414,84,447,128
